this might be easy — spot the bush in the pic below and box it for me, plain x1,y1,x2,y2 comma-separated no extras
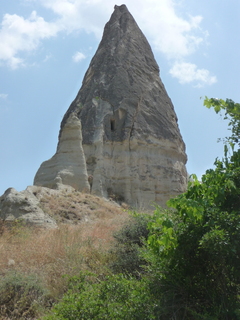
146,182,240,319
108,213,150,276
43,272,155,320
0,271,52,319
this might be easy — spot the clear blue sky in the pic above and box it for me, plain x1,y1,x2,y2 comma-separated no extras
0,0,239,195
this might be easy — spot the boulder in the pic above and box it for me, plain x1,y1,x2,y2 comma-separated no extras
0,186,57,228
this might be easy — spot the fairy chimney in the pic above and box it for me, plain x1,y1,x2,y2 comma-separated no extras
34,4,188,208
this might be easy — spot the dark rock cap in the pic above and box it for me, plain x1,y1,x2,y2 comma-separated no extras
60,4,186,151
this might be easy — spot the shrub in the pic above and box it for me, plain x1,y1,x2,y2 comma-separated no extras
0,271,51,319
108,213,150,276
146,180,240,319
43,272,155,320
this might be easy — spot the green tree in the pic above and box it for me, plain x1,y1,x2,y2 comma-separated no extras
204,97,240,151
146,98,240,319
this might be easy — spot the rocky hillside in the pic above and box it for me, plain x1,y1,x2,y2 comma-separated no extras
0,188,132,319
0,185,129,229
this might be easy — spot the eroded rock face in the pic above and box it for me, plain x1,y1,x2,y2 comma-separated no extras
34,4,188,208
0,186,57,228
34,113,90,192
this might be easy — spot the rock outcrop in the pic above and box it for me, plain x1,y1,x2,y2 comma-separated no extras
34,4,188,208
0,186,57,228
34,113,90,192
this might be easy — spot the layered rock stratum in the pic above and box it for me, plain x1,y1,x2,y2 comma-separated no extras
34,4,188,208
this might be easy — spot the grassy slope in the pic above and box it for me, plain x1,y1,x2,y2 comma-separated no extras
0,189,131,319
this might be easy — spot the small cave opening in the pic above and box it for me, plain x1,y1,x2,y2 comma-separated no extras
110,119,116,131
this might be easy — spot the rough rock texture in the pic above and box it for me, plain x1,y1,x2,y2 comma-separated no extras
0,185,126,228
34,4,188,208
34,113,90,192
0,186,57,228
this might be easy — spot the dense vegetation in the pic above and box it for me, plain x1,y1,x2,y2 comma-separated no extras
1,98,240,319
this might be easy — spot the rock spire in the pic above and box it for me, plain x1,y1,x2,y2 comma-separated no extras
34,4,188,208
34,113,90,192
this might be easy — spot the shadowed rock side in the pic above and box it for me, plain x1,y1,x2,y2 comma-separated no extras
34,113,90,192
35,4,188,208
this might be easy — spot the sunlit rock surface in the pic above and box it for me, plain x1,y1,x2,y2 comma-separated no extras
0,186,57,228
34,113,90,192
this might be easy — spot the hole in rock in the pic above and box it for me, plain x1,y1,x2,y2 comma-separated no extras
110,119,115,131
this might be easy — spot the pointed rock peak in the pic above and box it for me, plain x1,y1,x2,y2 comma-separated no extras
61,3,160,135
114,4,128,11
98,3,159,73
110,4,139,26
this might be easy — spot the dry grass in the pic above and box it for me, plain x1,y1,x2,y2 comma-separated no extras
39,188,128,224
0,189,131,318
0,190,130,298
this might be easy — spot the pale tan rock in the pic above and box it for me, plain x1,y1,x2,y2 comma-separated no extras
83,117,187,208
34,113,90,192
0,186,57,228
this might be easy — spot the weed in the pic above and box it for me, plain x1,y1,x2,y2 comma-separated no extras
0,271,51,319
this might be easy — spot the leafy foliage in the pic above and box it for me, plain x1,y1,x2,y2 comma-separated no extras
204,97,240,152
109,213,150,276
146,98,240,319
43,272,154,320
